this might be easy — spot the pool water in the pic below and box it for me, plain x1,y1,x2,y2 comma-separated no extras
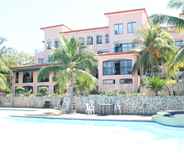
0,109,184,162
9,116,184,139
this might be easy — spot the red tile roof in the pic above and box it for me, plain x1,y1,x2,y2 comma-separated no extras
40,24,72,30
104,8,148,18
62,26,109,33
12,64,50,71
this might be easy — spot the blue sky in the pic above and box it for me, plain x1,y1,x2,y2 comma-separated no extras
0,0,179,53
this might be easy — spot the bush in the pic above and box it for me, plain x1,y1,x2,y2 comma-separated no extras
15,87,33,96
37,87,49,96
145,76,166,96
15,87,25,96
99,91,127,96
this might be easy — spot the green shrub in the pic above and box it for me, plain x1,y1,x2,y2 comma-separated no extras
15,87,33,96
15,87,25,96
37,87,49,96
99,91,127,96
145,76,166,96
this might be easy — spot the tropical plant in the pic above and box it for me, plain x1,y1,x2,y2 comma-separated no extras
2,52,34,67
145,76,166,96
151,0,184,64
38,37,97,112
0,37,11,92
134,24,176,77
75,72,97,95
15,87,25,96
37,87,49,96
151,0,184,31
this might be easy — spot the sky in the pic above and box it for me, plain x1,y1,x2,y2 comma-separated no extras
0,0,180,53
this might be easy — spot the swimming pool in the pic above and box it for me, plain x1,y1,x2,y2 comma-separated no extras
0,109,184,162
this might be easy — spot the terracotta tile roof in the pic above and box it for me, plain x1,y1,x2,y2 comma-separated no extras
40,24,72,30
62,26,109,33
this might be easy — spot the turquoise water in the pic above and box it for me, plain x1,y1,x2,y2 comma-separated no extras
9,116,184,140
0,109,184,162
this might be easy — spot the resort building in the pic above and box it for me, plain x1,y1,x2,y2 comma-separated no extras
12,8,184,95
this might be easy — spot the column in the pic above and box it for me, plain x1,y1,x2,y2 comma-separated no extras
49,72,54,94
49,84,54,94
33,71,38,94
19,72,23,83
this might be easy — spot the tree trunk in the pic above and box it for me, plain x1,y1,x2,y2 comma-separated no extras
67,84,74,112
155,91,159,96
62,72,75,113
165,85,172,96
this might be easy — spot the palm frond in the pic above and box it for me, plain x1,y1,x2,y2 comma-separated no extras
173,48,184,64
75,69,97,94
55,70,69,95
168,0,184,11
0,60,10,73
49,48,71,65
0,73,8,91
151,14,184,31
38,65,65,81
75,52,97,72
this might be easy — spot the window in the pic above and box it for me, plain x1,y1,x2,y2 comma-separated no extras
47,41,52,49
15,72,19,83
119,79,133,84
114,24,123,34
23,71,33,83
122,43,137,52
38,58,44,64
114,43,137,52
103,59,132,75
114,44,122,52
96,35,102,44
79,37,85,45
127,22,136,33
87,36,93,45
103,79,115,84
105,34,109,44
54,40,59,48
120,60,132,75
103,61,115,75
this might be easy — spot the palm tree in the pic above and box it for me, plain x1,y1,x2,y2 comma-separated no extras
151,0,184,64
0,37,10,92
134,25,175,77
38,37,97,113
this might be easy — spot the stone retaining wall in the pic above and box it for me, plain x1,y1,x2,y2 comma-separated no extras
0,95,184,115
0,96,62,108
75,96,184,115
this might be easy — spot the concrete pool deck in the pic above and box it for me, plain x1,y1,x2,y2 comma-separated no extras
0,107,152,121
44,113,152,121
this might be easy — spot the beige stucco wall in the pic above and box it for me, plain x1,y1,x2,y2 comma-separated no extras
97,52,140,92
33,9,149,93
34,51,49,64
106,10,149,51
63,27,111,53
32,9,183,94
